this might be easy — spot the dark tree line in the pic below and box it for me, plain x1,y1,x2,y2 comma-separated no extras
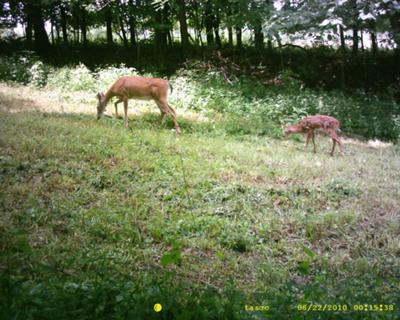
1,0,399,56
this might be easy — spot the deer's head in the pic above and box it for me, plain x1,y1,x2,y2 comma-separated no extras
96,92,106,119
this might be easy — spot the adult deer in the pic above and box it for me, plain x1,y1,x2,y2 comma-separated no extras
96,76,181,134
284,115,343,156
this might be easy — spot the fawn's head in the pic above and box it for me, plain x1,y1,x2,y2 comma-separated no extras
284,123,304,136
96,92,106,119
284,125,296,136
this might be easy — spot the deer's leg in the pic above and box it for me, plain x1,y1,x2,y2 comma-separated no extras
167,104,181,134
156,99,181,134
157,107,167,127
114,99,122,119
123,98,129,128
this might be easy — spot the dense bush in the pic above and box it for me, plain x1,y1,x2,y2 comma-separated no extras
0,51,50,86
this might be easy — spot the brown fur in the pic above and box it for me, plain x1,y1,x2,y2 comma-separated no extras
284,115,343,155
96,76,180,134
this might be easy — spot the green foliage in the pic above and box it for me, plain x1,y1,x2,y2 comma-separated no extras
0,51,50,86
47,63,96,91
95,64,140,90
160,242,183,266
324,179,360,198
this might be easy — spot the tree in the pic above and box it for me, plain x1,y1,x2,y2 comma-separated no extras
204,0,214,46
176,0,189,49
25,1,50,53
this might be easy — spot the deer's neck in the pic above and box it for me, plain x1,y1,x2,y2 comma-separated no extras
102,90,115,107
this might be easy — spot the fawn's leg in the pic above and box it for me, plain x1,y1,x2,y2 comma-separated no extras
336,138,344,155
330,139,336,156
311,131,316,153
123,98,129,128
305,131,312,152
327,129,342,155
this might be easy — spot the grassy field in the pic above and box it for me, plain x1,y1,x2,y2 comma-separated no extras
0,83,399,319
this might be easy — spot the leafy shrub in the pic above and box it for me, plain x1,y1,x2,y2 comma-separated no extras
48,63,96,91
28,61,50,87
0,51,48,86
96,64,138,91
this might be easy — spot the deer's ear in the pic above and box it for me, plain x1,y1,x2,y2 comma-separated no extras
96,92,102,100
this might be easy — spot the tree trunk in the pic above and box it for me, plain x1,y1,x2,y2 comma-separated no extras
352,25,358,54
350,0,359,54
267,38,272,51
60,5,68,43
254,22,264,50
128,0,137,50
195,28,203,46
81,7,87,47
204,1,214,46
163,3,172,47
360,30,364,51
119,17,128,48
50,20,55,44
389,11,400,60
28,3,51,53
339,25,346,90
213,9,221,48
106,8,113,44
339,24,345,53
167,31,172,47
55,21,60,44
275,33,282,48
228,26,233,48
370,31,377,54
129,20,137,48
177,0,189,49
154,9,167,52
25,15,33,48
236,27,242,49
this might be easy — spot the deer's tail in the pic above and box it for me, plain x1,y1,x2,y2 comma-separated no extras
168,82,173,95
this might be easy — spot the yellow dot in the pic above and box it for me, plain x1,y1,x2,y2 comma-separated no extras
154,303,162,312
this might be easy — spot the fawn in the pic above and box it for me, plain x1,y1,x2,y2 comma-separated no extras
284,115,343,156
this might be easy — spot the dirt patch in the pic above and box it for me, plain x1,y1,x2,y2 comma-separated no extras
0,83,95,114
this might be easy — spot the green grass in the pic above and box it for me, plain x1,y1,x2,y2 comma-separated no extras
1,83,399,319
